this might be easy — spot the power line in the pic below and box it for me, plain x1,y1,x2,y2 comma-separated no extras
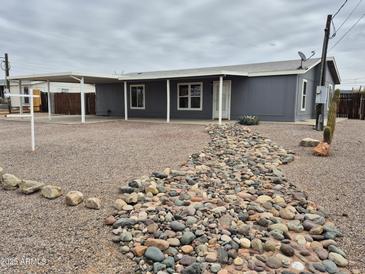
330,13,365,50
333,0,349,19
331,0,363,38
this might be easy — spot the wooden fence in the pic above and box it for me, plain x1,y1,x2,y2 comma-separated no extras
54,93,95,115
337,93,365,120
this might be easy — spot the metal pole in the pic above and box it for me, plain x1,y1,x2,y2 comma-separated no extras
218,75,223,125
4,53,11,113
30,89,35,151
19,80,23,115
316,14,332,131
124,81,128,120
47,80,51,120
80,77,85,123
166,79,170,123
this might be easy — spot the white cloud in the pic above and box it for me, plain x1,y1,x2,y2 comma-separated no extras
0,0,364,88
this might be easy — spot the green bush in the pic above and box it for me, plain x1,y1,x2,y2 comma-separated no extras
238,115,259,125
324,89,340,143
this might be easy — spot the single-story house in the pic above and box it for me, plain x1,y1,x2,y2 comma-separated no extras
96,57,340,122
7,57,340,123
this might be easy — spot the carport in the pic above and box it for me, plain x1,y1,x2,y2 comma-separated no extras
8,72,120,123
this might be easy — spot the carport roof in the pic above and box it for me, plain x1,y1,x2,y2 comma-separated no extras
8,72,120,84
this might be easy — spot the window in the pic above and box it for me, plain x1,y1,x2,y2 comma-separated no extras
24,87,29,104
130,84,145,109
177,82,203,110
300,80,307,111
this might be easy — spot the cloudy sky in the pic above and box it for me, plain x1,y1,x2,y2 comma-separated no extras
0,0,364,88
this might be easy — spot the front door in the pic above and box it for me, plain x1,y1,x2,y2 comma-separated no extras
213,80,231,119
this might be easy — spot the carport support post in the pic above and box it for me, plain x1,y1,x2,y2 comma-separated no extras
30,89,35,151
47,80,51,120
166,79,170,123
80,76,85,123
19,80,23,115
124,81,128,120
218,75,223,125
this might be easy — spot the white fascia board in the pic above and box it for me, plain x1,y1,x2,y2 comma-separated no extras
8,72,118,81
118,70,248,80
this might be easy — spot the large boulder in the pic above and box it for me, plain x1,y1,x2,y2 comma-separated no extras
0,167,3,176
1,173,22,190
313,142,330,157
41,185,63,199
300,138,320,147
65,191,84,206
19,180,45,194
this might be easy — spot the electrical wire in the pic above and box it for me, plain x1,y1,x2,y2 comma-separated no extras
333,0,349,19
331,0,363,38
330,13,365,50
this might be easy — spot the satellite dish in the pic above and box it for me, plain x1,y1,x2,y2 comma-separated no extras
298,51,307,61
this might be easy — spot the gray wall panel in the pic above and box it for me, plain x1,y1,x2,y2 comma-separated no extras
229,75,297,121
95,84,123,116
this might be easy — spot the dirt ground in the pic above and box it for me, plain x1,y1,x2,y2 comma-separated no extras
255,119,365,272
0,119,209,274
1,118,363,273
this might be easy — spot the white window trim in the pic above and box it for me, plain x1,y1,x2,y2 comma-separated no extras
300,79,307,111
130,84,145,110
177,82,203,111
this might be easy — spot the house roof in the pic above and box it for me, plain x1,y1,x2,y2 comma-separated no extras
8,72,120,84
119,57,341,84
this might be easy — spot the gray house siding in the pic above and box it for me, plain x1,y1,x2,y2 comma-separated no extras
295,63,335,121
95,78,215,119
95,63,337,122
229,75,297,122
96,84,123,116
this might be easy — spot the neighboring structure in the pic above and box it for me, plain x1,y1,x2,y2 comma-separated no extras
8,57,341,123
8,81,95,113
0,79,5,99
96,57,340,122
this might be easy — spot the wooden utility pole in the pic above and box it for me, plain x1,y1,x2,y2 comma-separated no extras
4,53,11,113
315,14,332,131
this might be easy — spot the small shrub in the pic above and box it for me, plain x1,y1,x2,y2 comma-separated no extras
323,126,332,144
238,115,259,125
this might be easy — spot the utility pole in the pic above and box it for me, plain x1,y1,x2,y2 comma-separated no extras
315,14,332,131
4,53,11,113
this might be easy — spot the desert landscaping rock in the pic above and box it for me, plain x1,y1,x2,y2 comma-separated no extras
1,173,21,190
144,246,165,262
85,197,101,209
300,137,320,147
65,191,84,206
106,123,350,273
18,179,45,194
41,185,62,199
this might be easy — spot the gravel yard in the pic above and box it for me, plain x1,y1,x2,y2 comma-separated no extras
0,119,209,273
255,119,365,272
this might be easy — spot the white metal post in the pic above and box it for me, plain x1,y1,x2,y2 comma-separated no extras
47,80,51,120
167,79,170,123
124,81,128,120
218,75,223,125
30,89,35,151
80,77,85,123
19,80,23,115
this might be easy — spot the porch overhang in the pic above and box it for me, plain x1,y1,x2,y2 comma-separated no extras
8,72,119,124
8,72,120,84
118,70,248,81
